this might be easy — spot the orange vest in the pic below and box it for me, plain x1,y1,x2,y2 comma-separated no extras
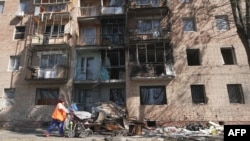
51,103,67,121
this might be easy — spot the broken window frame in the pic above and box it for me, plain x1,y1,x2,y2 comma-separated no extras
101,18,125,45
227,84,245,104
101,49,125,80
183,17,196,32
14,26,26,40
190,85,207,104
215,15,229,31
35,88,59,105
128,43,173,77
137,19,160,34
221,47,237,65
8,55,21,71
140,86,167,105
186,49,201,66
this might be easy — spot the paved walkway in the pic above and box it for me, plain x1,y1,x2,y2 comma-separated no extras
0,127,224,141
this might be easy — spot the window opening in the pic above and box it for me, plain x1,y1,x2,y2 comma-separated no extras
221,48,237,65
8,56,20,71
190,85,207,104
215,15,229,31
73,89,98,112
3,88,15,107
0,1,4,14
110,88,125,107
186,49,200,66
14,26,26,39
183,17,196,31
140,86,166,105
227,84,245,104
35,88,59,105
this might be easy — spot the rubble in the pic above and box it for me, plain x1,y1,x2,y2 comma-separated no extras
69,102,224,140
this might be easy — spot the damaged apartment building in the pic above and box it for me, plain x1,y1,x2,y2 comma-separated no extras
0,0,250,127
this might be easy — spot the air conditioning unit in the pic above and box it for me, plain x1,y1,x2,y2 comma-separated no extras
16,11,24,17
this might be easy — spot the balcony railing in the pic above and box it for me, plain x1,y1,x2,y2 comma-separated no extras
129,63,175,79
25,66,68,80
74,67,125,82
31,34,68,45
129,29,170,41
78,6,124,17
128,0,166,8
77,34,124,46
33,0,70,5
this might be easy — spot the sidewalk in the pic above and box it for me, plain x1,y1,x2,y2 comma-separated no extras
0,127,224,141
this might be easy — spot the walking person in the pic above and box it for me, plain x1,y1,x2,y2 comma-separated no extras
45,98,69,137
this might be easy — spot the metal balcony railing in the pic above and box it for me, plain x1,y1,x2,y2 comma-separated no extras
78,6,124,17
33,0,70,5
77,34,124,46
74,67,125,82
25,65,68,80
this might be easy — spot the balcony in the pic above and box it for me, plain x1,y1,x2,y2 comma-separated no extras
31,34,69,45
129,29,170,41
74,67,125,83
77,34,124,46
33,0,70,5
25,66,68,81
128,0,167,9
78,6,124,18
129,64,175,80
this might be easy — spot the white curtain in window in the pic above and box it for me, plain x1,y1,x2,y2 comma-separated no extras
82,28,96,45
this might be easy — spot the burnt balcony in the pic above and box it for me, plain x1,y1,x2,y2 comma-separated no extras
129,63,175,80
77,34,124,46
129,29,170,41
74,68,125,83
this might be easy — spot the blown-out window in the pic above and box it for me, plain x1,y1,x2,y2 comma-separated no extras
137,20,160,34
140,86,167,105
221,48,237,65
186,49,200,66
190,85,207,104
227,84,245,104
